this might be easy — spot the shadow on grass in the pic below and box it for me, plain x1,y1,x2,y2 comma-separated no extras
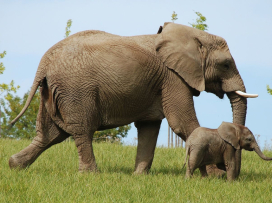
101,166,134,174
238,171,272,182
10,163,271,183
150,167,186,176
101,165,186,176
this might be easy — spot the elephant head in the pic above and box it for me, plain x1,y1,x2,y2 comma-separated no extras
218,122,272,161
156,23,258,126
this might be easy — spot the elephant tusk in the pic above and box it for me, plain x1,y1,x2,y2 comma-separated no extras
235,91,258,98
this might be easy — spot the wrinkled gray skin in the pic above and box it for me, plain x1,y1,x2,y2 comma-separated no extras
9,23,248,173
184,122,272,181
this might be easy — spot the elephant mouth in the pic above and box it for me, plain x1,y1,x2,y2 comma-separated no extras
205,82,225,99
244,146,254,151
217,91,225,99
204,80,258,99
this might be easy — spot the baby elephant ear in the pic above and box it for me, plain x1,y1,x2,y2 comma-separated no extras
218,122,240,149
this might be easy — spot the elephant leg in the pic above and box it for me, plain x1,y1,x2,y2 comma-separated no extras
224,149,237,181
206,164,226,178
185,164,192,178
9,101,69,169
216,163,226,171
161,75,200,141
134,120,161,174
234,149,241,179
185,159,198,178
225,162,236,181
185,150,202,178
73,133,97,172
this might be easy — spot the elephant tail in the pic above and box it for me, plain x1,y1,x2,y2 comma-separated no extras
182,145,189,170
9,77,43,129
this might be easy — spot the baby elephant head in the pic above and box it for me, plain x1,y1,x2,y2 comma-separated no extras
218,122,272,161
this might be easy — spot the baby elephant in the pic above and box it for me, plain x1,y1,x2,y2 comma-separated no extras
184,122,272,181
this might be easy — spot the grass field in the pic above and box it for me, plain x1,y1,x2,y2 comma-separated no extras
1,139,272,202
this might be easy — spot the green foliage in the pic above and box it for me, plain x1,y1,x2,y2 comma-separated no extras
0,51,20,94
0,50,6,75
65,19,72,38
0,90,40,139
267,85,272,95
0,49,20,138
190,11,208,31
0,80,20,96
1,140,272,202
171,11,178,22
0,51,20,95
93,125,131,143
0,50,6,58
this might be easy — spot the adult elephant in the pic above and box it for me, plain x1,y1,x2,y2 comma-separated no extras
9,23,257,173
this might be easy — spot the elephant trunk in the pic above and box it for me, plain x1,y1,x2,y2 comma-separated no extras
227,91,247,126
254,146,272,161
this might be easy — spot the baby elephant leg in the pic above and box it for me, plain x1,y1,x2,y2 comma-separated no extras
206,164,226,178
185,149,203,178
185,164,193,178
199,165,208,177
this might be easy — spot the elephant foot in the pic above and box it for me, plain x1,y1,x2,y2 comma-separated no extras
133,170,148,175
185,171,192,179
206,164,226,178
9,154,32,170
134,162,150,175
9,142,46,170
185,175,191,179
78,162,98,173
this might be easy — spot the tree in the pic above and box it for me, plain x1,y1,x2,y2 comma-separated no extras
0,91,40,139
0,19,74,139
171,11,178,23
0,50,20,94
189,11,208,31
93,125,131,143
267,85,272,95
65,19,72,38
0,50,6,75
0,50,20,138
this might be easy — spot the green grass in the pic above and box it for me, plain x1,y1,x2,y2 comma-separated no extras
1,139,272,202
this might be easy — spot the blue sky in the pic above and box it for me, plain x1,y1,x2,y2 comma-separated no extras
1,0,272,148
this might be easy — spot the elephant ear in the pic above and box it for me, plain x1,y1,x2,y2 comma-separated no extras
218,122,240,149
155,22,206,92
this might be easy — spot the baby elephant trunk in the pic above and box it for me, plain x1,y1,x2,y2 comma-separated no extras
254,146,272,161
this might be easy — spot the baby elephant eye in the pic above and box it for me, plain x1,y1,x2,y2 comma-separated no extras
246,137,252,142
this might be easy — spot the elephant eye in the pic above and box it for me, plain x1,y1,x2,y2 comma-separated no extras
220,59,231,70
222,63,229,70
